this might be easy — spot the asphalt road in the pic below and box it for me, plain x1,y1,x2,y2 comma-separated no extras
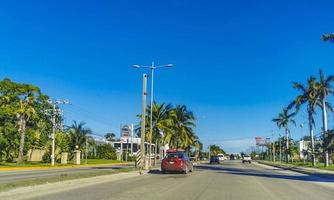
4,160,334,200
0,164,132,184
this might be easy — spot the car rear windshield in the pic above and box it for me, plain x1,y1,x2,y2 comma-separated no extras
166,153,183,159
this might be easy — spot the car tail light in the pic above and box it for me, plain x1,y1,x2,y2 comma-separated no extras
177,158,184,166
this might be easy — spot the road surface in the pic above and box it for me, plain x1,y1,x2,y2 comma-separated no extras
0,164,132,184
2,160,334,200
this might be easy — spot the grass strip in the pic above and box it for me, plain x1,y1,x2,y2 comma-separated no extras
0,167,136,192
257,160,334,172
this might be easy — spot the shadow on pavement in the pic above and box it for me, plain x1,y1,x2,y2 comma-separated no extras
195,165,334,183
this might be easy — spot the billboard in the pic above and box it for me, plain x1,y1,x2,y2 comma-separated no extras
121,124,133,138
255,137,265,146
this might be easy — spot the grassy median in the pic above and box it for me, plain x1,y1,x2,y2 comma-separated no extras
257,160,334,171
0,167,137,192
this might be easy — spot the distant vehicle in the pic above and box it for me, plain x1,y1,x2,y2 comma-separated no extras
161,152,193,174
217,154,226,162
210,156,220,164
230,154,238,160
242,155,252,163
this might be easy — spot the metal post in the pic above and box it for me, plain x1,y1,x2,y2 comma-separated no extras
149,63,154,167
130,124,134,155
85,136,88,165
140,74,148,172
278,134,282,162
51,104,56,167
126,138,129,162
272,131,276,162
132,62,173,168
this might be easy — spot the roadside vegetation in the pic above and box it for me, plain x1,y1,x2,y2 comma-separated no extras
0,78,203,167
137,102,204,158
254,33,334,169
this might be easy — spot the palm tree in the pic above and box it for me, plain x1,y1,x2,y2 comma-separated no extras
273,108,296,163
321,33,334,43
105,132,116,142
16,83,43,165
316,70,334,167
289,76,319,166
149,102,173,144
67,121,92,151
166,105,197,150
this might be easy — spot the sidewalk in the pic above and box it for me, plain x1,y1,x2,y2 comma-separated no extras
256,160,334,176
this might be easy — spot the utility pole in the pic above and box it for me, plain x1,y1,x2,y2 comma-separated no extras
133,62,173,168
51,103,56,167
208,145,211,161
47,99,69,167
272,130,276,162
279,133,282,162
85,135,88,165
140,74,148,172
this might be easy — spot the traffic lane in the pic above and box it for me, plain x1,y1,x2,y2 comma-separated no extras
0,165,132,184
26,160,334,200
198,160,334,183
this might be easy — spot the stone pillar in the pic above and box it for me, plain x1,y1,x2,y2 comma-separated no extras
74,150,81,165
144,155,149,170
61,152,68,165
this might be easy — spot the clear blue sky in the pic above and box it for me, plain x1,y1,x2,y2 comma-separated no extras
1,0,334,153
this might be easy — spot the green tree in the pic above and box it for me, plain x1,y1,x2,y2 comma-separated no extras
105,132,116,142
289,77,319,166
273,108,296,163
321,33,334,43
96,143,116,160
0,79,49,165
67,121,92,152
316,69,334,167
209,145,226,156
166,105,197,150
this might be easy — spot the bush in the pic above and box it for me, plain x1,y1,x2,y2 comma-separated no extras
96,144,116,160
42,151,51,163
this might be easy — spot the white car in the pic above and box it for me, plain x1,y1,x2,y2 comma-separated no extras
242,155,252,163
217,154,226,162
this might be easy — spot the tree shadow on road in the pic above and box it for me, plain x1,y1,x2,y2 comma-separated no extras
195,165,334,183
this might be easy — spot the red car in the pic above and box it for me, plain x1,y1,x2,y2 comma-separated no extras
161,152,194,174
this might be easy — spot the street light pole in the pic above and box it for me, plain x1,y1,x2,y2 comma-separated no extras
132,62,173,168
149,62,154,167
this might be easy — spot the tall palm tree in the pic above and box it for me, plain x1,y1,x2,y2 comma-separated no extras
273,108,296,162
166,105,197,150
16,84,42,165
316,70,334,167
145,102,173,163
289,76,319,166
67,121,92,151
321,33,334,43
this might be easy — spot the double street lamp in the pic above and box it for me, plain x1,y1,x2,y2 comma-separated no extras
132,62,173,167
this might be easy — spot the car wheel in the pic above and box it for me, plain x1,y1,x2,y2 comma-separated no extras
161,170,166,174
249,161,252,164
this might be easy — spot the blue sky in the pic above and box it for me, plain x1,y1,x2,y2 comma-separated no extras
1,0,334,153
